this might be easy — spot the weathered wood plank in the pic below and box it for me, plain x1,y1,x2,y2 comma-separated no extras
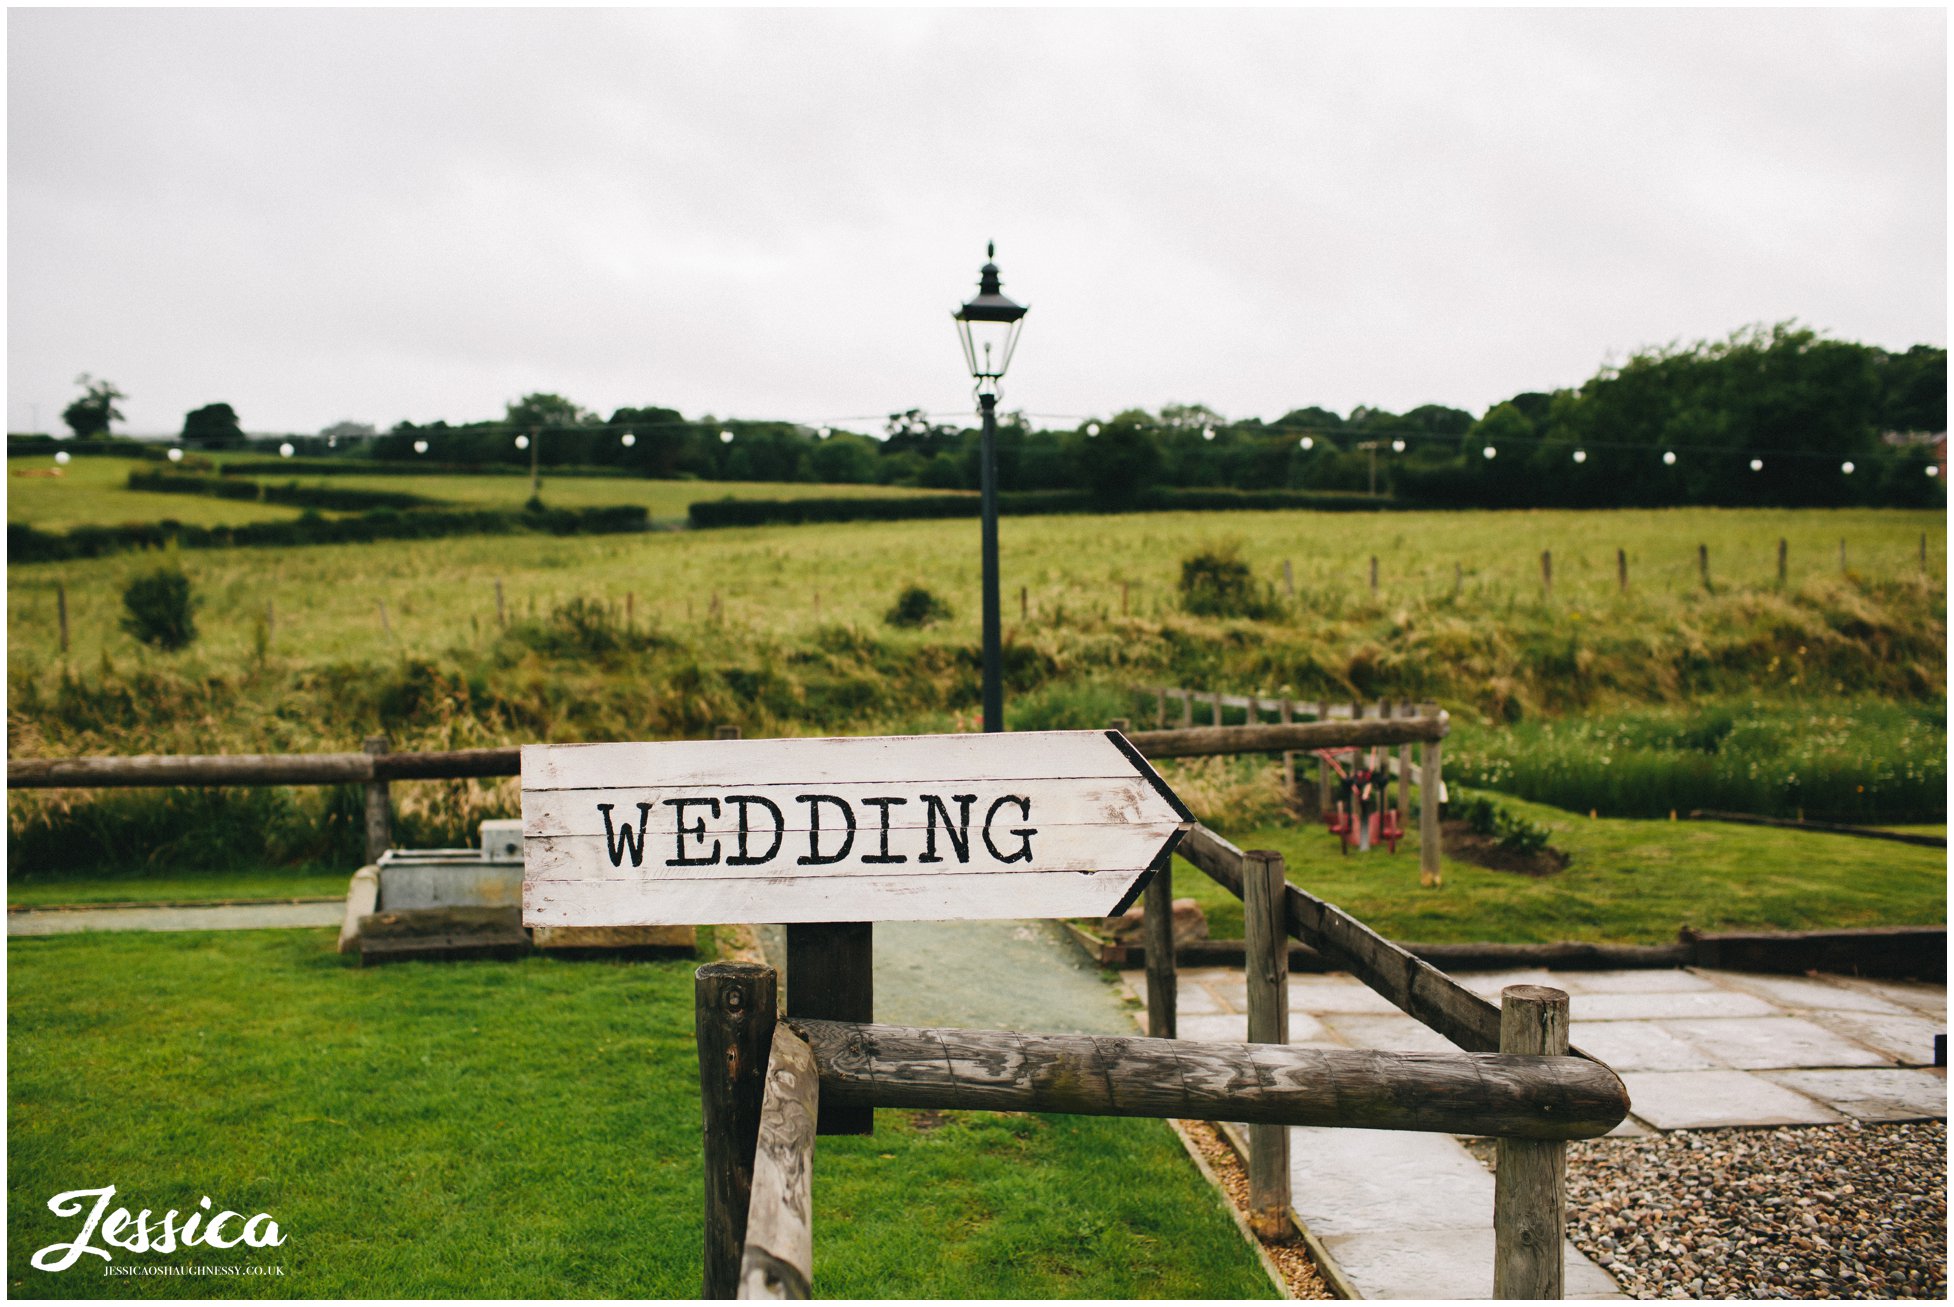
739,1023,819,1301
1127,716,1446,760
1420,735,1443,887
363,734,392,864
698,963,777,1300
1495,986,1570,1299
1242,849,1291,1236
789,1020,1629,1140
1143,855,1176,1040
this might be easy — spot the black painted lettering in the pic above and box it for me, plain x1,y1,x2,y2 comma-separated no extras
598,802,654,868
859,797,909,864
982,795,1036,864
795,794,857,866
725,795,785,867
920,794,977,864
664,797,722,866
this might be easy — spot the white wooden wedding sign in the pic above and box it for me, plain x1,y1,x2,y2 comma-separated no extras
521,730,1192,926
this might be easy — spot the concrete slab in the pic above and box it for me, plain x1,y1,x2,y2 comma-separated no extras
1284,974,1405,1014
1175,982,1228,1015
1166,1010,1335,1046
1620,1069,1840,1129
1557,969,1720,995
1830,977,1947,1020
1761,1069,1947,1122
1455,968,1564,997
1707,971,1913,1015
1569,1020,1722,1072
872,920,1134,1036
1805,1010,1946,1067
1285,1127,1493,1236
1317,1225,1620,1301
1321,1013,1463,1054
1663,1016,1893,1070
1571,990,1778,1021
8,902,343,935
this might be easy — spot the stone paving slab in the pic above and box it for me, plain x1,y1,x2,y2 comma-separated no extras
1174,1010,1337,1046
8,902,343,935
1804,1010,1945,1067
1832,977,1947,1019
1710,971,1914,1015
1619,1069,1842,1129
1321,1013,1463,1055
1569,1020,1722,1072
1560,968,1723,995
1760,1068,1948,1122
1662,1015,1894,1070
1286,1126,1492,1236
1571,989,1780,1021
1317,1225,1624,1300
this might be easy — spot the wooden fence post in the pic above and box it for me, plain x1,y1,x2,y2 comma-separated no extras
1156,687,1168,728
1494,985,1570,1299
1453,560,1463,595
1121,580,1130,615
1616,548,1628,593
1282,558,1295,599
1540,550,1551,596
56,582,68,654
1396,702,1412,821
1020,586,1028,621
1840,538,1847,574
1369,555,1379,596
1211,690,1223,727
1242,849,1292,1237
362,734,392,863
786,923,873,1136
1316,701,1334,814
716,725,743,740
1144,852,1176,1040
1180,689,1193,729
739,1022,818,1300
1420,731,1442,889
495,578,506,627
377,601,392,636
1921,532,1928,573
1280,699,1299,808
697,962,779,1300
1777,538,1788,587
1697,543,1709,589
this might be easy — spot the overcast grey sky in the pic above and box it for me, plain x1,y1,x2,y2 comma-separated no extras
8,7,1946,438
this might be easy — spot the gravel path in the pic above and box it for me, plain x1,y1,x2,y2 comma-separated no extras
1553,1121,1946,1299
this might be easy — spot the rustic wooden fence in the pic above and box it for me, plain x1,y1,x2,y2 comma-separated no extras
1149,688,1447,885
8,715,1447,867
705,819,1627,1301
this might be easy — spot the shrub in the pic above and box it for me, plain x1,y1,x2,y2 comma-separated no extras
1178,543,1276,619
885,584,952,629
120,565,199,651
1456,794,1551,857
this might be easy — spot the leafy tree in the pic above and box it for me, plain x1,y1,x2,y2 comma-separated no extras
1074,410,1164,508
505,392,593,434
182,402,244,448
318,420,376,441
810,432,879,484
1158,402,1223,432
63,374,125,438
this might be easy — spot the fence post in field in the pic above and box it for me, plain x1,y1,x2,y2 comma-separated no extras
1020,586,1028,621
1110,717,1130,734
377,601,392,636
1494,985,1570,1299
362,734,392,863
1396,702,1412,821
1121,580,1130,615
1616,548,1628,593
1179,689,1193,729
1280,698,1300,807
1144,850,1177,1040
495,578,506,627
1454,560,1463,596
1211,690,1223,727
1243,849,1292,1236
739,1023,818,1301
1697,543,1709,589
1777,538,1788,587
1369,555,1379,596
697,962,778,1300
1420,730,1443,889
56,582,68,654
1840,538,1847,574
1316,701,1334,814
716,725,743,741
1156,687,1168,729
1540,550,1551,596
1921,532,1928,573
265,599,276,646
625,592,635,629
1282,558,1296,599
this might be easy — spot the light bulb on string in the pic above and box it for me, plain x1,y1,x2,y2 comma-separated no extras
1300,436,1314,451
1750,459,1764,472
1391,439,1406,453
514,435,529,451
1663,451,1677,465
1482,446,1497,460
620,432,635,448
720,429,734,444
414,440,429,454
1572,450,1587,464
1841,461,1855,475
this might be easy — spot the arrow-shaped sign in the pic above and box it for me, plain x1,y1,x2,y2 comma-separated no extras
521,730,1192,927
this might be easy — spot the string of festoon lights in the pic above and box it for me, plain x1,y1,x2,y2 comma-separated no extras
108,407,1940,482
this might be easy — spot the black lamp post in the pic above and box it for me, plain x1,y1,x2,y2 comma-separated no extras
953,243,1029,734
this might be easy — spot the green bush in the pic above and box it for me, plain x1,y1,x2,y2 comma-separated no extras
1178,542,1277,619
120,565,199,651
885,584,953,629
1456,794,1552,857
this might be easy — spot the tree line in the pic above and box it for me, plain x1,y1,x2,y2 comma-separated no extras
44,322,1946,508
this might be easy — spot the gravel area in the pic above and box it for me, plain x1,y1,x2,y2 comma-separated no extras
1473,1121,1946,1299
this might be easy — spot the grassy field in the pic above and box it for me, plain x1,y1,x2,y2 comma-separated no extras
1162,786,1946,946
5,456,942,531
7,930,1274,1299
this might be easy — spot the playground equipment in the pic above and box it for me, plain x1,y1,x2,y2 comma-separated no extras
1318,746,1406,853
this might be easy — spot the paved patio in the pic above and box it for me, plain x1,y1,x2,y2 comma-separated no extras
1123,965,1947,1299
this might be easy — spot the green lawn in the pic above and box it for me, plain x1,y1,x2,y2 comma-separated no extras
8,458,312,530
1169,790,1947,946
7,871,351,908
8,930,1274,1299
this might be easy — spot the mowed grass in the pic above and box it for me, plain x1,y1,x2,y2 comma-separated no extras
8,505,1941,676
6,871,351,908
7,458,312,530
8,930,1275,1300
1168,789,1947,946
